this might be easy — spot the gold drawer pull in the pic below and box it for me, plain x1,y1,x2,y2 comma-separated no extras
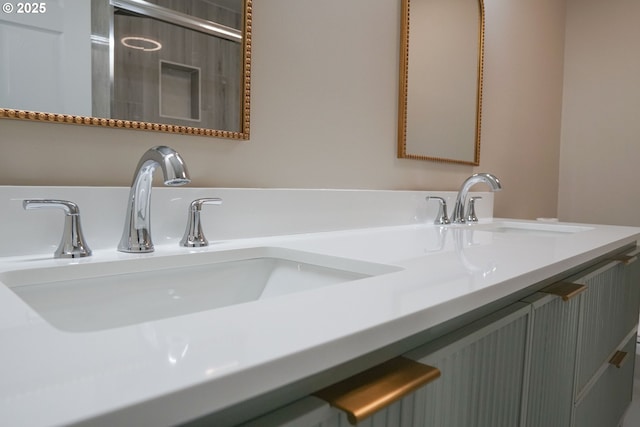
612,255,638,265
609,351,629,368
313,357,440,425
541,282,587,301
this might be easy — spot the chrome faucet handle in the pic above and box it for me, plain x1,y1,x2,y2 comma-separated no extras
426,196,450,225
466,196,482,223
180,198,223,247
23,199,92,258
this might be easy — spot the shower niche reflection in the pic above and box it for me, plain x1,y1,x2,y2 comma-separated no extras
159,61,201,122
94,0,243,131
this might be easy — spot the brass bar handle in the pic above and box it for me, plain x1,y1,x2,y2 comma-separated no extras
313,357,440,425
541,282,587,301
611,255,638,265
609,351,629,369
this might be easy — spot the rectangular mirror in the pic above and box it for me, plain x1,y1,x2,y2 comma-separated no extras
398,0,484,165
0,0,251,139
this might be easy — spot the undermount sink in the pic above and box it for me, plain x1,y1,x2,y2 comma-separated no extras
1,247,400,332
475,221,593,236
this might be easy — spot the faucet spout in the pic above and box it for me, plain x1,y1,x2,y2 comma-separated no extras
452,173,502,223
118,146,191,253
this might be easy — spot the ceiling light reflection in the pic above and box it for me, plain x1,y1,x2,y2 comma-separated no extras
121,36,162,52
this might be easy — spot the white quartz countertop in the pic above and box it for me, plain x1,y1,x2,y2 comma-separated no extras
1,216,639,427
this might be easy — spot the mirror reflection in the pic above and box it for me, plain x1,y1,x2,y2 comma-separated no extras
0,0,251,139
398,0,484,165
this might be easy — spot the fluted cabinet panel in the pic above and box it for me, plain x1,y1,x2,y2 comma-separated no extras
346,304,530,427
241,303,531,427
403,302,530,427
576,261,628,394
522,293,581,427
108,0,242,131
623,254,640,333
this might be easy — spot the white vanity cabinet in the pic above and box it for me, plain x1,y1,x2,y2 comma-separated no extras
238,247,640,427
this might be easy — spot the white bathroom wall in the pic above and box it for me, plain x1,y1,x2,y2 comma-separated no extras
479,0,566,219
558,0,640,226
0,0,567,220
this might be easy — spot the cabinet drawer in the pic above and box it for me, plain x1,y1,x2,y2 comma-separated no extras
623,251,640,333
521,291,582,427
573,336,636,427
241,303,531,427
575,258,630,393
400,302,531,427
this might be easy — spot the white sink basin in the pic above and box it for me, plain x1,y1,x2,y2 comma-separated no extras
475,221,593,236
1,247,400,332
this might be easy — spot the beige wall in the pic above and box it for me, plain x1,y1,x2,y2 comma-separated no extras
0,0,566,219
558,0,640,226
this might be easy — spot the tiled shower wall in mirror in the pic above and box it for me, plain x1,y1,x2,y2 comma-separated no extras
92,0,242,131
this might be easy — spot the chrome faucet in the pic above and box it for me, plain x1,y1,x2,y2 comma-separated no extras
118,146,191,253
452,173,502,223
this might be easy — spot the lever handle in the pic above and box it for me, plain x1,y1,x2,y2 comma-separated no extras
23,199,92,258
426,196,450,225
189,198,223,211
466,196,482,223
180,198,223,247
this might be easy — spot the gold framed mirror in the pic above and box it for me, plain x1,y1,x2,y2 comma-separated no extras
0,0,252,139
398,0,484,165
